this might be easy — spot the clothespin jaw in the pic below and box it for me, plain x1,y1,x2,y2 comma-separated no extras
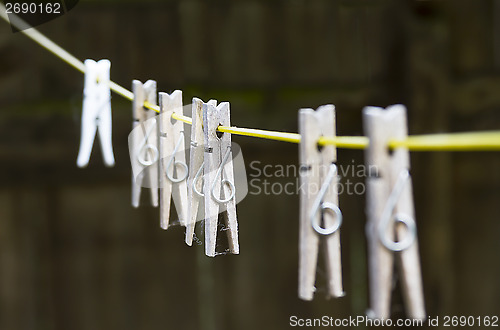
202,101,239,257
158,90,189,229
185,98,217,246
362,104,425,320
77,59,115,168
131,79,159,208
298,105,344,301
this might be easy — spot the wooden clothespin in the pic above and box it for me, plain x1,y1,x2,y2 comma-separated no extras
362,104,425,320
158,91,189,229
131,80,159,208
298,105,344,300
77,59,115,168
202,102,239,257
185,98,217,246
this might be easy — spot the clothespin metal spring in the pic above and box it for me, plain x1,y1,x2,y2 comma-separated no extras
165,131,189,183
210,146,235,204
136,118,159,167
309,163,343,236
193,163,205,197
378,170,417,252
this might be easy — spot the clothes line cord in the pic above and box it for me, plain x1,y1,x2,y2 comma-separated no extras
1,5,499,151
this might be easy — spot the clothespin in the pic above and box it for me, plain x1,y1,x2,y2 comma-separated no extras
202,101,239,257
76,59,115,168
131,80,159,208
362,104,425,320
185,98,217,246
158,91,189,229
298,105,344,300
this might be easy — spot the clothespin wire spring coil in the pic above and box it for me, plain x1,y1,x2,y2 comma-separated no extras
137,118,159,167
378,170,417,252
165,131,189,183
309,163,343,236
211,146,236,204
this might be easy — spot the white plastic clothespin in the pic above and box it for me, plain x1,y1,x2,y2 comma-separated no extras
185,98,217,246
202,101,239,257
362,104,425,320
77,59,115,168
158,91,189,229
298,105,344,300
131,80,159,208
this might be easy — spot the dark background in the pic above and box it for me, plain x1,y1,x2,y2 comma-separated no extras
0,0,499,329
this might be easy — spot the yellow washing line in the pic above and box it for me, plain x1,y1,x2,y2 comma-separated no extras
2,6,499,151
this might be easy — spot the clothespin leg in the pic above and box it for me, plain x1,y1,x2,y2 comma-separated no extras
365,177,394,319
203,143,221,257
76,108,97,168
96,103,115,167
322,167,344,298
216,101,239,254
185,169,201,244
298,165,320,300
395,173,426,319
147,118,159,207
185,99,206,245
160,155,173,229
221,152,239,254
171,175,189,226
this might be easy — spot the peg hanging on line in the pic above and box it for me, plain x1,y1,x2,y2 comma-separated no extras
298,105,344,300
77,59,115,168
362,104,425,320
131,79,159,208
159,90,189,229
